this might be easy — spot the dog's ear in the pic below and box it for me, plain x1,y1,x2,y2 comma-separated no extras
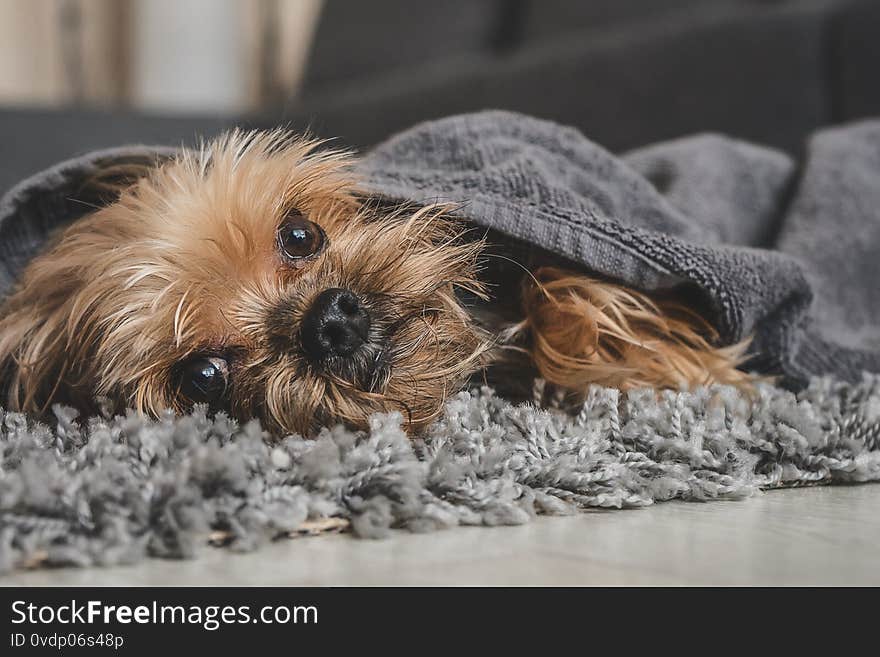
0,254,93,414
0,151,170,415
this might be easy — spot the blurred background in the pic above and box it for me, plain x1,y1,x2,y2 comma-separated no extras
1,0,879,191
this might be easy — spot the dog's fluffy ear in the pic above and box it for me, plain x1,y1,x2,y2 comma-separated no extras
0,156,162,414
0,276,79,413
515,266,754,394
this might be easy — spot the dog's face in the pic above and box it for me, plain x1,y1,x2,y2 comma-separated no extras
0,131,488,435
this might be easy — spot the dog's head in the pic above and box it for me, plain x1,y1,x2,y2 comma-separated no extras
0,130,488,434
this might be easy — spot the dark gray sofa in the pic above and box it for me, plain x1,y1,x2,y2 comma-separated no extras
1,0,878,193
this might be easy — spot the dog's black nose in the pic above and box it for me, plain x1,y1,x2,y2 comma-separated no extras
301,288,371,361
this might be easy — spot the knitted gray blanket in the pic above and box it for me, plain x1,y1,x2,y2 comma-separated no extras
355,111,880,387
3,111,879,382
2,112,880,573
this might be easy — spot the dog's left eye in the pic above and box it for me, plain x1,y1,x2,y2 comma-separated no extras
277,210,326,262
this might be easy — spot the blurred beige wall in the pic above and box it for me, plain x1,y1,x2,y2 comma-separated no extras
0,0,70,105
0,0,322,112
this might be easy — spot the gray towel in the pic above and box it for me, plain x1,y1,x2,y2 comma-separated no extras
355,111,880,386
1,111,879,386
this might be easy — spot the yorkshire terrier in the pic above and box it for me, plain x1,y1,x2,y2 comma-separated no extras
0,131,751,436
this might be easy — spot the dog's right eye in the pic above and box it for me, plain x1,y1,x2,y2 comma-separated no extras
177,356,228,405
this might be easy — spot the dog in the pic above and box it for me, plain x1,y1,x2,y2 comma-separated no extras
0,130,752,435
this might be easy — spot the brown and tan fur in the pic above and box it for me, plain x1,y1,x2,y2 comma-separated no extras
0,130,751,436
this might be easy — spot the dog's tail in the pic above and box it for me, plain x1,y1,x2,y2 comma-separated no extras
514,266,755,394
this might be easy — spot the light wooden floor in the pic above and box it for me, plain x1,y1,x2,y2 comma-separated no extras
4,484,878,586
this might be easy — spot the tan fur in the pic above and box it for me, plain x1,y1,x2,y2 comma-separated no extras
515,267,753,393
0,129,752,437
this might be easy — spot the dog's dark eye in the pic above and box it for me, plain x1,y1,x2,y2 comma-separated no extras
178,356,228,404
277,210,326,262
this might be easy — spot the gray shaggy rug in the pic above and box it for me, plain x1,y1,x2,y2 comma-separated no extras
2,375,879,573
